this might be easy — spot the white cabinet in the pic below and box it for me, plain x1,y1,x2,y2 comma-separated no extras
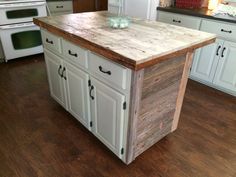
190,39,224,83
44,49,91,128
90,77,126,158
47,1,73,15
45,49,66,108
213,41,236,93
42,30,131,161
157,10,236,96
64,61,90,128
157,11,201,29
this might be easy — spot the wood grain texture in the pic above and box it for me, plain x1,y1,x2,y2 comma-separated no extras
0,55,236,177
134,55,186,158
172,52,194,132
33,11,216,70
125,69,144,164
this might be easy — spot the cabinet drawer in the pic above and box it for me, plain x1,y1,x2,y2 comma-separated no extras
62,40,88,69
41,30,62,54
158,11,201,29
89,53,128,90
200,20,236,42
47,1,73,13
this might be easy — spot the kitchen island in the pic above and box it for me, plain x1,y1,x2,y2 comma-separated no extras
34,11,216,164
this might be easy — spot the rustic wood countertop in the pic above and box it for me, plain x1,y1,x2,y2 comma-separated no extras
34,11,216,70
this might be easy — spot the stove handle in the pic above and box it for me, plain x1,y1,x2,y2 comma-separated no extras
0,23,36,30
0,2,46,9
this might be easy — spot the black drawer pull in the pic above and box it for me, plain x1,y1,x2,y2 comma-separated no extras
56,5,64,8
221,47,226,58
221,29,232,33
62,67,67,80
46,38,53,44
173,19,181,23
99,66,111,75
58,65,63,77
216,45,221,56
89,85,94,100
68,50,78,57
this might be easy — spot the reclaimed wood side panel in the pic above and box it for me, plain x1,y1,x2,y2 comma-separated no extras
125,70,144,164
134,55,186,157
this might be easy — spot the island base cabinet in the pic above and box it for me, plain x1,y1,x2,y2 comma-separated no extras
45,49,67,109
64,62,90,128
44,49,91,129
213,41,236,94
89,77,126,159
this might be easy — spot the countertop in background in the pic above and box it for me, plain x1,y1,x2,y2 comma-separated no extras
157,7,236,24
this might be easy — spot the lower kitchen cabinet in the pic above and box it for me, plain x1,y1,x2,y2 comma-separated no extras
45,49,91,128
64,61,90,128
45,49,67,108
90,77,126,158
190,39,224,83
157,10,236,96
191,40,236,95
213,41,236,93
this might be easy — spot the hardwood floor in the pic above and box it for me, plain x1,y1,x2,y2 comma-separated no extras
0,54,235,177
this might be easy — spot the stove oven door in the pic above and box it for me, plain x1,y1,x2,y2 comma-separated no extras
0,22,43,61
0,1,47,25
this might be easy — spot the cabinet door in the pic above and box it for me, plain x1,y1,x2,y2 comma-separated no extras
73,0,95,13
44,49,66,108
64,61,91,128
213,41,236,93
90,77,125,158
190,39,224,83
96,0,108,11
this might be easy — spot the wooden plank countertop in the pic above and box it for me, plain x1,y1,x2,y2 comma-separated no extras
34,11,216,70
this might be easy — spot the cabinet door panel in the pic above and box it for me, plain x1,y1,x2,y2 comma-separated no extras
213,41,236,93
190,39,224,83
90,77,125,158
44,49,66,108
64,61,90,128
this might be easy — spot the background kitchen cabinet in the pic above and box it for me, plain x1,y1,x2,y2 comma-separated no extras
157,11,201,29
73,0,107,13
47,1,73,15
213,41,236,94
157,11,236,96
90,77,125,158
190,39,224,83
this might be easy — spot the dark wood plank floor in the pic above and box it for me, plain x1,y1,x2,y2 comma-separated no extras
0,54,236,177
